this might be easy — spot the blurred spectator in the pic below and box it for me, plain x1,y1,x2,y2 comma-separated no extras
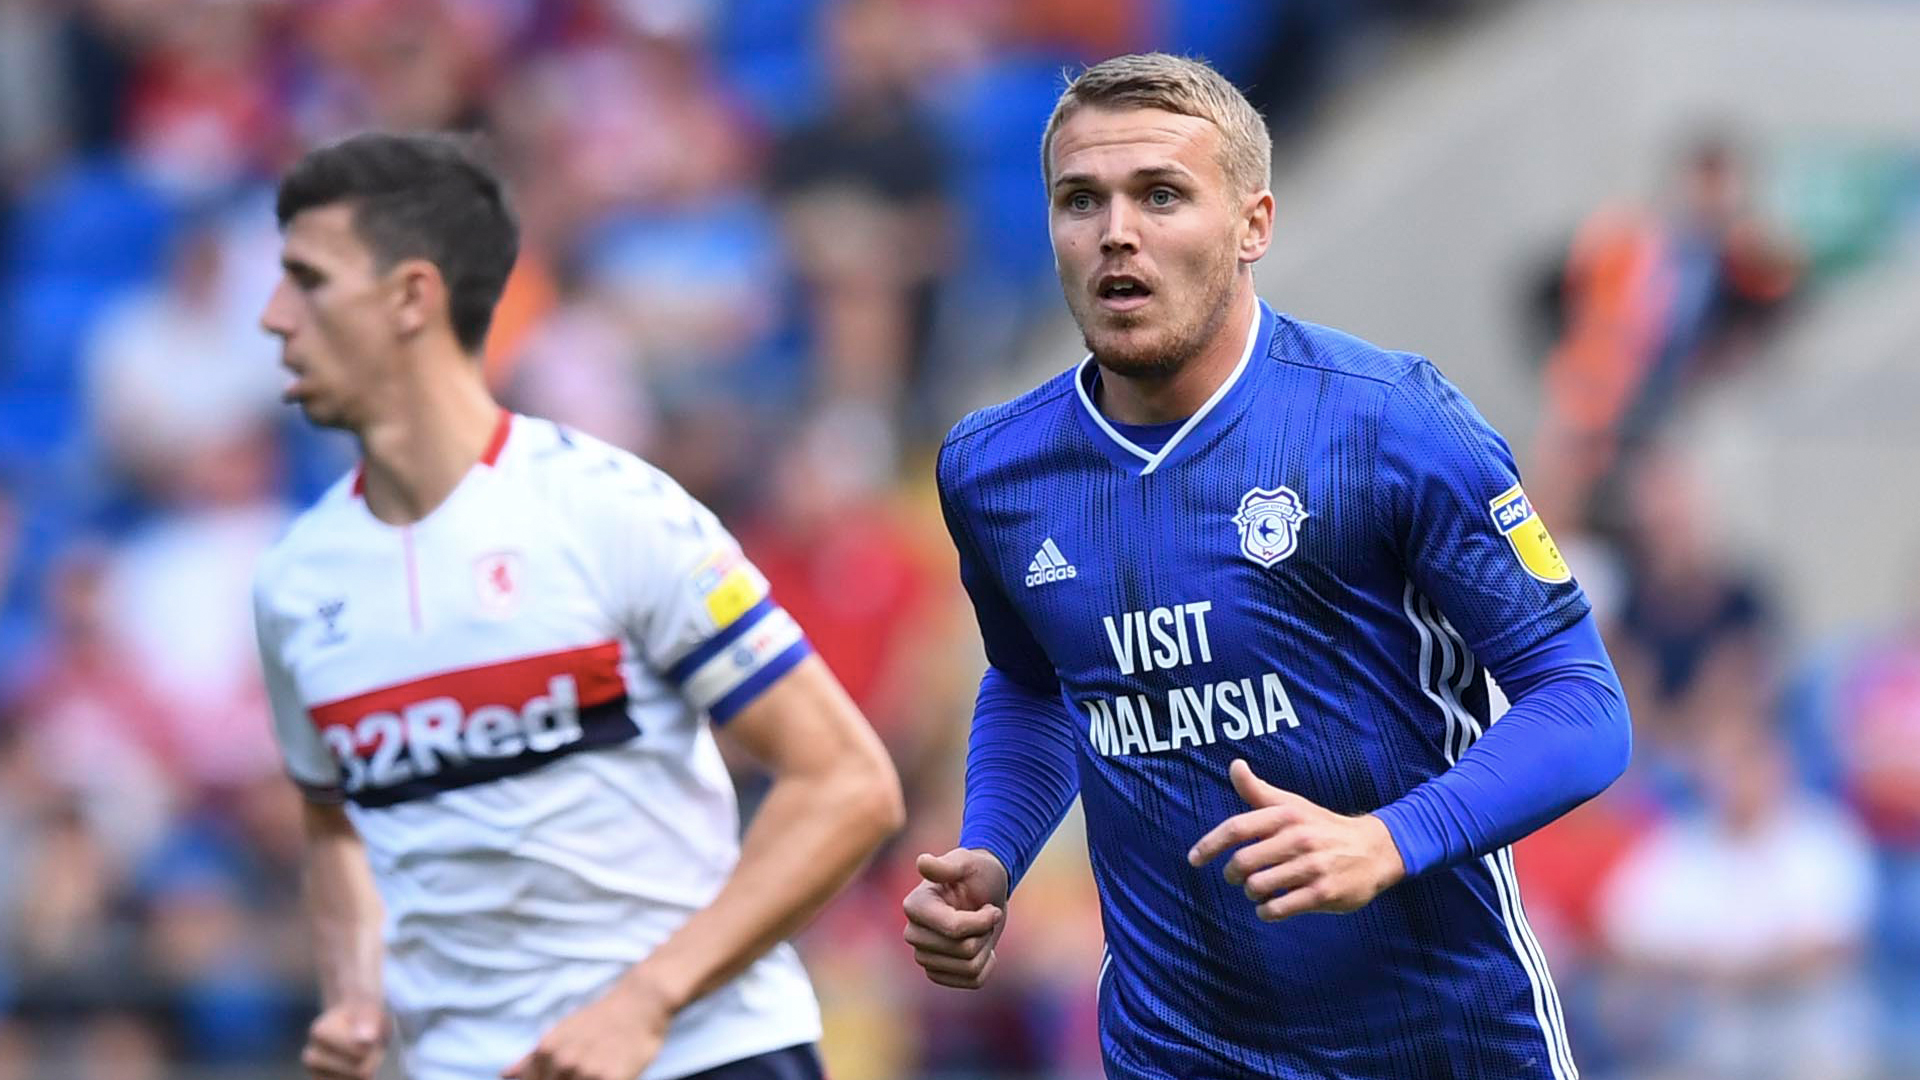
136,825,296,1064
1511,785,1648,1079
1008,0,1147,61
0,0,69,190
68,1010,169,1080
119,0,281,200
291,0,504,141
643,398,767,519
9,795,135,1003
1533,132,1799,528
501,5,755,221
504,14,795,419
1613,453,1775,788
84,218,285,506
769,0,955,431
96,424,291,794
1597,713,1876,1080
9,550,178,863
0,712,51,980
499,267,658,455
0,1019,29,1080
1512,781,1647,968
1820,583,1920,1073
479,241,562,392
0,0,144,188
739,409,942,736
0,485,26,672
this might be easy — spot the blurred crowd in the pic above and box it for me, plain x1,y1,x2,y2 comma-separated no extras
1515,134,1920,1080
1,0,1916,1078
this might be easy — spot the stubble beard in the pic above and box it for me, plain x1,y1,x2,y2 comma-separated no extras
1077,253,1240,383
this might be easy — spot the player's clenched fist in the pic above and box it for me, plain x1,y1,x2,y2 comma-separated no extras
903,848,1010,990
1188,759,1407,922
303,1001,387,1080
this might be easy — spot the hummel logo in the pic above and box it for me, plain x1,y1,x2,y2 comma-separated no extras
1025,538,1078,588
317,598,347,645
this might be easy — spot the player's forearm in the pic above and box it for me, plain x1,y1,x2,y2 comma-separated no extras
625,747,904,1012
1375,613,1631,876
301,802,385,1008
957,667,1082,893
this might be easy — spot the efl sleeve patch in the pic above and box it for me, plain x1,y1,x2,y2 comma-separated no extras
1489,485,1572,584
691,549,770,628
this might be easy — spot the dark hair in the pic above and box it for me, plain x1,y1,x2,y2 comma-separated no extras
276,132,519,354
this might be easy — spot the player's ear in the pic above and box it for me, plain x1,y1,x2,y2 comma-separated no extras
1238,189,1275,264
386,257,444,341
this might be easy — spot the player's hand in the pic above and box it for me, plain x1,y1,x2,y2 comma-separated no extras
502,976,672,1080
902,848,1009,990
1187,759,1406,922
303,1000,387,1080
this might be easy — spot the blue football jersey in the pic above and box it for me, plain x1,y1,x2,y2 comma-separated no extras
938,302,1590,1079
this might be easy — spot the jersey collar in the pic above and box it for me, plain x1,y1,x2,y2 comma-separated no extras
351,408,514,497
1073,300,1273,476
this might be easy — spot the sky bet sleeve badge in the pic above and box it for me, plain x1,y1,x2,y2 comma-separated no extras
692,548,767,628
1489,484,1572,584
1233,486,1310,567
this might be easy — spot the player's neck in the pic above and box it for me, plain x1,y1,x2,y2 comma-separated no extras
355,351,503,526
1096,284,1256,426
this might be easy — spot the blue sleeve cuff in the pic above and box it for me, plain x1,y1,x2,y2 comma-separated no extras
955,831,1028,896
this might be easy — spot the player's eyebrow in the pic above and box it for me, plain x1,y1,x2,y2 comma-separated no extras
281,255,325,282
1052,164,1197,192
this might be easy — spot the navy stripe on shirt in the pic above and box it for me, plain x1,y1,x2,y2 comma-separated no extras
665,596,778,685
710,640,812,723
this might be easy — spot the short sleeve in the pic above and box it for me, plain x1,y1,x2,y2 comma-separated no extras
596,461,811,723
251,574,345,803
937,442,1060,695
1376,361,1589,668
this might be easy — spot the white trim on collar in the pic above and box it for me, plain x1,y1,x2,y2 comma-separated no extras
1073,303,1263,476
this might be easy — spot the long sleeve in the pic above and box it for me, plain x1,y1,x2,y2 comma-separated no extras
1374,611,1631,876
1368,358,1628,875
957,668,1082,892
936,435,1079,893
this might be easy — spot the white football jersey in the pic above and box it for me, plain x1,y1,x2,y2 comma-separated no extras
251,413,822,1080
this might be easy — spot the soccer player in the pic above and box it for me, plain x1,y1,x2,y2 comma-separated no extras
902,54,1631,1079
252,133,903,1080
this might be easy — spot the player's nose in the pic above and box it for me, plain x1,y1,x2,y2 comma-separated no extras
1099,201,1140,255
260,279,296,338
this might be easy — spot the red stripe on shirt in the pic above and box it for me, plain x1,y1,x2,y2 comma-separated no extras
308,640,626,732
479,408,513,465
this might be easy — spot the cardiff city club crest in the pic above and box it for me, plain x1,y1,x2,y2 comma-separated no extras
1232,486,1310,567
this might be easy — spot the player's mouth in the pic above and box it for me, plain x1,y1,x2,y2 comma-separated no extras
1096,274,1153,313
282,360,310,403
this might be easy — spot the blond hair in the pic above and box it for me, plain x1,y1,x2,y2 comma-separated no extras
1041,53,1272,198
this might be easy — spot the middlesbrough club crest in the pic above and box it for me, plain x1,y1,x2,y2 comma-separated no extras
1232,486,1309,567
473,551,525,617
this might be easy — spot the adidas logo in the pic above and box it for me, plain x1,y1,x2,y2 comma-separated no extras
1025,538,1078,588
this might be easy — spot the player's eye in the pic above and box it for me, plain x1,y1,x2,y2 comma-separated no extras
1147,187,1180,208
1065,191,1097,213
